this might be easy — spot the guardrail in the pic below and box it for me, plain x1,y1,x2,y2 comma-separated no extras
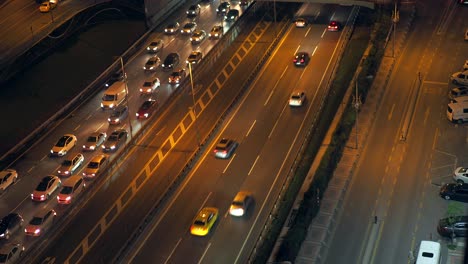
19,1,278,262
247,5,361,263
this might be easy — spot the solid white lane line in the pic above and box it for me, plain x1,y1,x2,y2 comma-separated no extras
294,45,301,54
197,243,211,264
305,27,311,37
164,238,182,264
85,114,92,120
27,166,35,173
248,155,260,176
197,192,212,213
321,28,327,38
269,103,288,139
40,155,47,161
312,46,318,56
388,104,395,120
246,120,256,137
315,11,320,21
74,125,80,131
95,123,105,132
264,89,275,106
223,154,236,174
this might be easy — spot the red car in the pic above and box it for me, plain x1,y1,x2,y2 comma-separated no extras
136,99,157,119
327,21,341,31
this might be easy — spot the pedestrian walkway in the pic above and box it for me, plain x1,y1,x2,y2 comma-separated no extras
269,3,423,264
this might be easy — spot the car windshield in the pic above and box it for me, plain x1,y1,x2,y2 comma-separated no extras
460,168,468,173
108,135,118,142
185,24,194,28
87,136,97,143
56,137,68,147
171,72,180,77
0,254,8,262
87,162,99,169
36,181,49,191
141,102,153,109
102,94,116,101
143,82,152,87
30,217,43,225
232,201,244,206
194,220,206,226
62,160,72,166
147,60,155,66
60,186,73,194
189,54,197,59
150,42,158,46
292,95,301,100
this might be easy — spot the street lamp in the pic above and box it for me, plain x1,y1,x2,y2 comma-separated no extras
353,82,361,149
188,63,201,147
392,2,399,58
120,57,133,140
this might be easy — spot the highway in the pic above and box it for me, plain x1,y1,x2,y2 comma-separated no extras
0,0,250,261
0,0,111,66
127,4,352,264
325,0,468,263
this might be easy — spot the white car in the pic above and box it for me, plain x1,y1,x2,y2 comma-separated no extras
57,153,84,176
146,39,163,53
289,90,306,106
140,78,161,94
454,167,468,183
50,134,77,156
0,169,17,192
295,18,307,28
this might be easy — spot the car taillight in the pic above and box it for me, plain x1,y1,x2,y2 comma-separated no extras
213,149,218,153
300,59,304,63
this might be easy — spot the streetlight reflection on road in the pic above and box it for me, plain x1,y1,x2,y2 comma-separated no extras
188,62,201,147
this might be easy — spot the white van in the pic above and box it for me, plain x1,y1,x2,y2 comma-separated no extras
416,240,441,264
101,81,127,109
451,70,468,86
447,101,468,123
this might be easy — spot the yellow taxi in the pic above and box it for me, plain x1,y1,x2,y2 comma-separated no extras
190,207,218,236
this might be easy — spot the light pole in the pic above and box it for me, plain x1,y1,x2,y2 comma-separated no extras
120,57,133,140
392,2,399,58
188,63,201,147
353,82,361,149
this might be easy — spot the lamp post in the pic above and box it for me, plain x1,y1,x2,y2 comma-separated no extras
353,82,361,149
120,57,133,140
188,63,201,147
392,2,399,58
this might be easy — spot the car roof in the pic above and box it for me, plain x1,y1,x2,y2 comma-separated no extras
90,154,107,162
196,207,218,220
0,169,15,178
42,175,56,181
234,191,251,201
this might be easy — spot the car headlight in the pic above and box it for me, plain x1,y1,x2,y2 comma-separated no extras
144,113,149,117
34,229,41,234
101,103,104,107
136,113,139,117
146,88,152,92
50,150,53,153
108,118,111,122
109,103,115,108
147,47,150,50
110,145,116,149
90,146,95,150
115,118,120,122
150,66,154,69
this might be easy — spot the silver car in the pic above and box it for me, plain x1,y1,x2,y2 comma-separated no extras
82,132,106,151
57,153,85,176
108,105,129,125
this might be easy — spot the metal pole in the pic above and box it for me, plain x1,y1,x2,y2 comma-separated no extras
120,57,133,140
354,82,360,149
188,63,201,147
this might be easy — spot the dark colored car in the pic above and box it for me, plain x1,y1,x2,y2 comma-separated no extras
327,21,341,31
224,9,239,22
0,213,23,240
214,138,238,159
162,53,180,70
217,2,230,15
164,22,180,34
437,216,468,238
293,52,310,66
108,105,129,125
440,183,468,202
102,129,128,152
187,4,201,17
136,100,158,119
105,72,125,87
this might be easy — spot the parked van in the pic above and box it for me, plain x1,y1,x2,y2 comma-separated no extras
101,81,127,109
451,70,468,86
56,175,85,204
447,102,468,123
416,240,441,264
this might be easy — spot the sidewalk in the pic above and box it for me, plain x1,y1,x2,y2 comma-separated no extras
270,3,420,264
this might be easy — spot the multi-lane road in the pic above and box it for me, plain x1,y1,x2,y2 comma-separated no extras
0,0,111,66
325,0,468,263
0,0,250,261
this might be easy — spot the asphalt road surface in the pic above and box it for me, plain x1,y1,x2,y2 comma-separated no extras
325,1,468,263
127,4,353,264
0,0,249,261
